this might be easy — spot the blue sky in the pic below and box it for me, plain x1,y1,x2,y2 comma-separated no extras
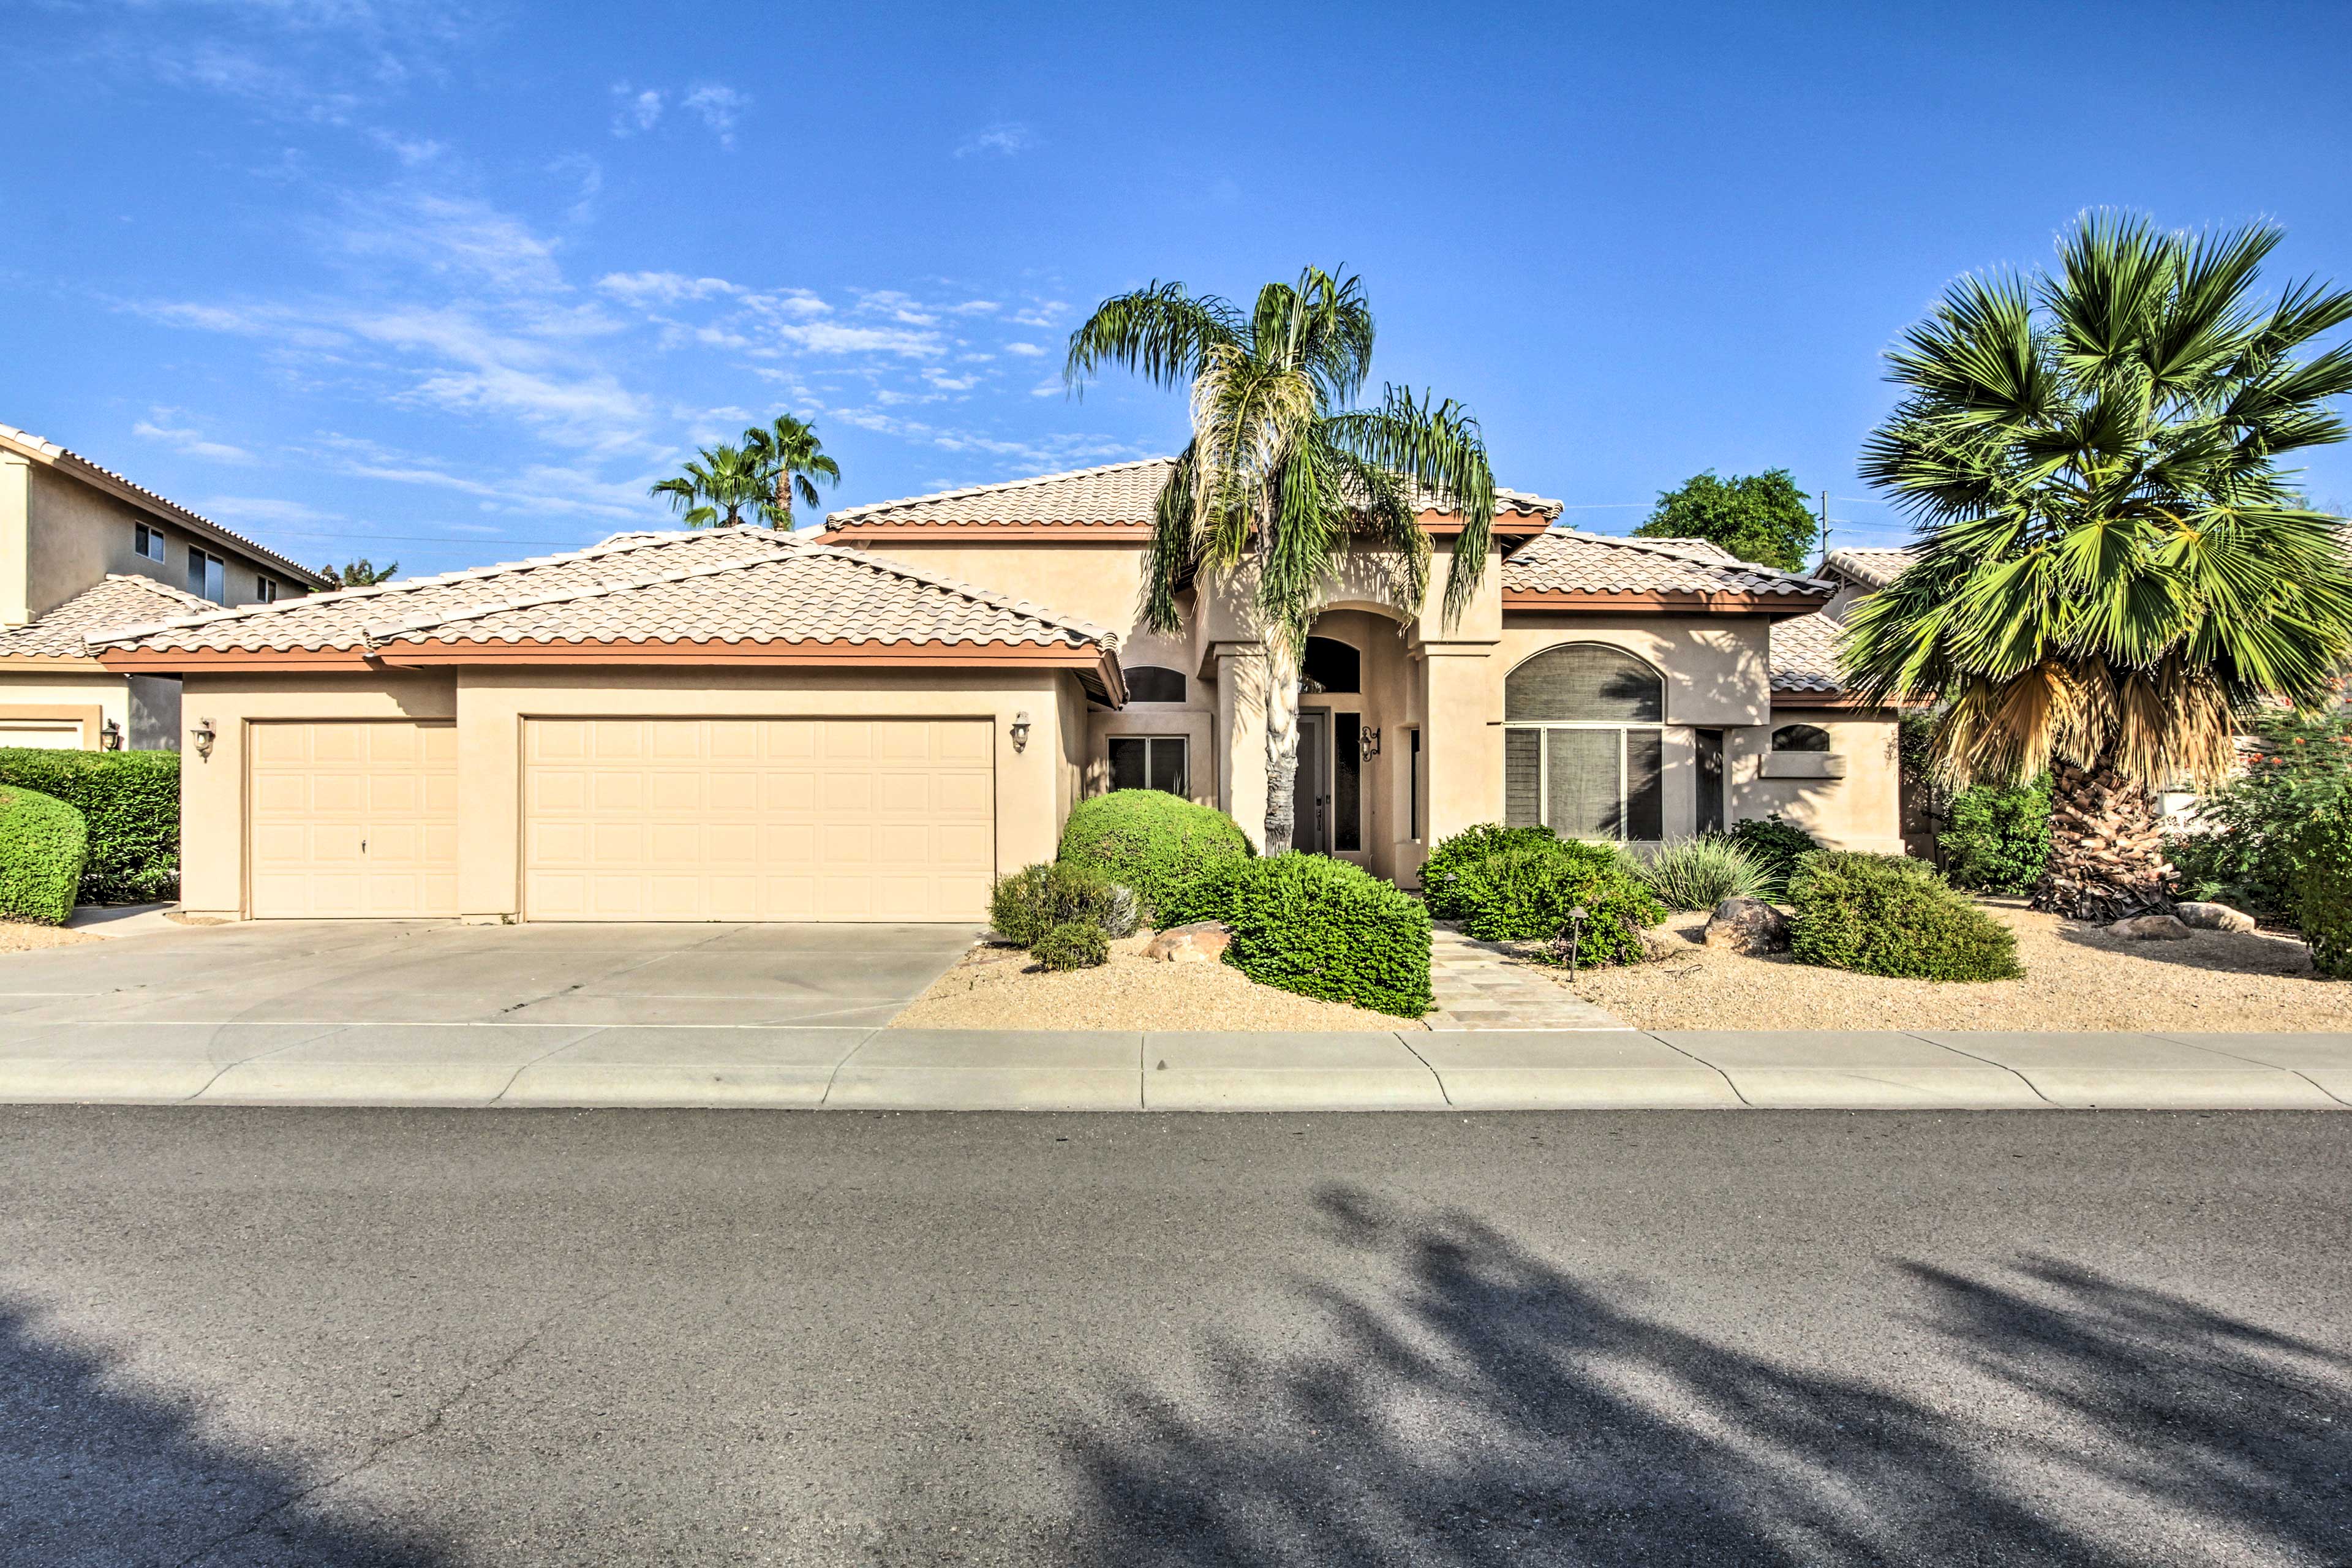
4,1,2349,579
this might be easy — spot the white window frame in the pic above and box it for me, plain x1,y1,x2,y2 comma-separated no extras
134,522,167,563
187,548,225,603
1107,734,1189,796
255,576,279,603
1504,720,1668,843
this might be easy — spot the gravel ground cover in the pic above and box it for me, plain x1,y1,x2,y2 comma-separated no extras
0,921,99,955
1558,900,2343,1031
892,934,1429,1031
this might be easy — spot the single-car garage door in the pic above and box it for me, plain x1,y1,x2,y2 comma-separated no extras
522,718,994,922
248,720,459,918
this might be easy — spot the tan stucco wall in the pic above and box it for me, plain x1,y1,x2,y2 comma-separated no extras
0,670,130,746
21,464,302,622
1729,707,1904,853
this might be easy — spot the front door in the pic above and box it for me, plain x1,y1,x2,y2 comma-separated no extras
1295,709,1329,853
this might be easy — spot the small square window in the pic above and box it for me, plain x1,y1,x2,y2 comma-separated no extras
134,522,167,564
1107,736,1188,796
255,577,278,603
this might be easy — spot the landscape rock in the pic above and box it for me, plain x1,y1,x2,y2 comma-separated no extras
1145,922,1232,963
2176,900,2256,933
1703,897,1790,955
2106,913,2193,941
1635,925,1681,963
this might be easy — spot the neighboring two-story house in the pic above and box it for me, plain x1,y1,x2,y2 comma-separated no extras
90,458,1901,922
0,423,326,749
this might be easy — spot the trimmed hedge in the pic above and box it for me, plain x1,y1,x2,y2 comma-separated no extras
1725,813,1822,900
1170,852,1431,1017
1057,789,1253,922
2290,792,2352,980
1939,774,2052,894
0,749,179,905
1032,920,1110,971
1788,850,2022,982
1419,823,1561,920
989,862,1118,948
0,785,89,925
1458,842,1663,967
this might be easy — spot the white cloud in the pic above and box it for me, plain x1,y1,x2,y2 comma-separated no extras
549,153,602,225
371,129,445,166
134,413,252,464
1008,300,1068,328
955,123,1038,159
681,84,749,148
610,83,663,136
331,188,569,294
596,271,743,306
610,81,749,146
1005,341,1044,356
779,322,941,357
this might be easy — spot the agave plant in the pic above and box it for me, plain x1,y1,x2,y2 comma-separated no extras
1844,213,2352,919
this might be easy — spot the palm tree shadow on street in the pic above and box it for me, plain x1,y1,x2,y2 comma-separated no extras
1062,1186,2352,1566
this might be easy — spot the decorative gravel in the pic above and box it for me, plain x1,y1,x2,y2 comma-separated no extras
1558,902,2345,1032
0,921,100,954
891,934,1428,1031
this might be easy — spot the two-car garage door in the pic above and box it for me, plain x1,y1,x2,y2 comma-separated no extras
246,717,994,921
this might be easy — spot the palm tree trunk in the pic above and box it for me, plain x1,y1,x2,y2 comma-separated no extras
2035,760,2175,921
1263,660,1302,853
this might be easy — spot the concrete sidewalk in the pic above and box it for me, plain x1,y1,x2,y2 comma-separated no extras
0,1022,2345,1110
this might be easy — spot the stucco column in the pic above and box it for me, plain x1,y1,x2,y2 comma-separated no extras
454,671,521,922
1420,642,1501,857
1213,644,1267,852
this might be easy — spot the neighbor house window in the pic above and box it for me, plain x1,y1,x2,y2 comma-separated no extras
255,576,279,603
1772,723,1832,752
134,522,167,563
1503,643,1665,841
1109,736,1188,796
187,549,225,603
1126,666,1185,703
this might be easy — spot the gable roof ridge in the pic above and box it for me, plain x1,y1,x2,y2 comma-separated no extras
97,572,220,613
85,529,731,647
794,540,1117,647
1536,527,1834,590
824,456,1174,527
363,544,798,644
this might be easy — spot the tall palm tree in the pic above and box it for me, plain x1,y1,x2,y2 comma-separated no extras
1845,213,2352,919
649,441,777,528
1066,267,1497,852
742,413,841,531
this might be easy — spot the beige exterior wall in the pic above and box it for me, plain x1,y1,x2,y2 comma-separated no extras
1730,706,1904,853
0,670,130,747
176,665,1079,919
18,463,304,624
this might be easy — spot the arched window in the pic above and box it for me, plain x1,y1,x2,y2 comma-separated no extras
1771,723,1832,753
1503,643,1665,841
1126,666,1185,704
1301,636,1359,694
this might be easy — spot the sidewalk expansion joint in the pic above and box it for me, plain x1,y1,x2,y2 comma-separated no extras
1392,1032,1453,1106
1903,1031,2056,1106
818,1029,882,1106
1645,1031,1751,1106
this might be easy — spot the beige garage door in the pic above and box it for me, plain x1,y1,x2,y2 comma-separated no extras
248,721,459,918
522,718,994,922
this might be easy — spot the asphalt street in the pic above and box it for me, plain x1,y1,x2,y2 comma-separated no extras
3,1107,2348,1566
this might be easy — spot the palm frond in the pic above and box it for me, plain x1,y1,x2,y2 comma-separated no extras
1064,282,1242,395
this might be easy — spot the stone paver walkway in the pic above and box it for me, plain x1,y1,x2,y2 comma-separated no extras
1427,923,1626,1030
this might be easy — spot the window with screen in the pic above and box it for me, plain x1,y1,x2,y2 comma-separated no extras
1771,723,1832,752
1502,643,1667,841
1126,666,1185,703
1108,736,1188,796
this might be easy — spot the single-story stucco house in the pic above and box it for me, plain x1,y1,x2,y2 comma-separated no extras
88,459,1899,922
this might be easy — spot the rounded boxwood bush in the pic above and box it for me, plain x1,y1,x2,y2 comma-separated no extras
1788,850,2022,981
0,748,178,904
1939,774,2052,894
1419,823,1562,919
1219,853,1432,1017
989,862,1117,949
1726,813,1822,900
0,785,89,925
1057,789,1252,923
1031,920,1110,971
1455,842,1664,967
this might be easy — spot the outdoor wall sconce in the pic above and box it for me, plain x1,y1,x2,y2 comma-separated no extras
1359,725,1381,759
191,718,216,760
1010,710,1031,753
99,718,123,751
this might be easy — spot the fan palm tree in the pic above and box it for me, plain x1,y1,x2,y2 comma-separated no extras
649,441,777,528
743,413,841,530
1066,267,1497,853
1844,213,2352,918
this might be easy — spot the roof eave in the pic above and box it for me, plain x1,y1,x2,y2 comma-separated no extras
1504,589,1832,617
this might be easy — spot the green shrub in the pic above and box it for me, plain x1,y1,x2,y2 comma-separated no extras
1057,789,1253,921
1938,774,2052,894
2168,707,2352,916
988,862,1117,948
1217,853,1431,1016
1453,841,1664,967
1624,835,1770,911
1726,813,1822,900
2289,791,2352,979
0,749,178,904
1155,857,1251,929
1031,920,1110,971
1419,823,1562,919
1788,850,2021,982
0,785,89,925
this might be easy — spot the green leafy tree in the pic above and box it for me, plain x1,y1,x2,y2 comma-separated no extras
649,441,777,528
1066,267,1496,852
1844,213,2352,919
742,413,840,530
1632,469,1817,571
317,558,398,588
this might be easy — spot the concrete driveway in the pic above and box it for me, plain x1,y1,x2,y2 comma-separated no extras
0,919,977,1029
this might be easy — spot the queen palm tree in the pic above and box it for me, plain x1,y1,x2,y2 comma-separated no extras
1066,268,1498,853
1844,213,2352,919
648,441,777,528
743,413,841,530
